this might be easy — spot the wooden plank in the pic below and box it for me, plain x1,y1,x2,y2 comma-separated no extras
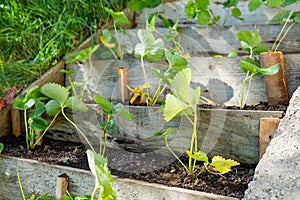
69,55,300,106
11,108,21,137
0,60,65,138
0,156,237,200
48,104,283,164
259,117,280,159
55,173,69,200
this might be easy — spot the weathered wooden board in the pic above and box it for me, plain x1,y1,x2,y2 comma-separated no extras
69,55,300,106
136,0,300,27
0,60,65,138
47,104,283,164
0,156,237,200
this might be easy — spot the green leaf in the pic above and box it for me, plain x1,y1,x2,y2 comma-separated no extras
100,29,116,48
29,116,48,131
65,96,88,112
134,29,164,62
195,0,209,10
165,49,188,71
13,97,35,110
227,50,238,57
197,10,211,25
30,101,45,118
104,7,130,25
239,58,261,74
0,143,4,153
94,95,113,115
163,94,189,122
191,86,201,107
66,45,99,63
295,12,300,23
237,30,262,51
186,150,209,164
37,193,54,200
171,68,194,104
27,86,46,101
86,150,116,200
253,43,268,55
28,195,35,200
60,69,74,75
113,104,134,121
153,128,176,137
41,83,69,105
106,119,117,131
248,0,263,11
281,0,297,7
231,7,243,20
223,0,239,7
129,0,163,11
185,0,196,19
270,10,290,24
45,100,61,116
269,0,284,7
257,64,279,76
210,155,240,174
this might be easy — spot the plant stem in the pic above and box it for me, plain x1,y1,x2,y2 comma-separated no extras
33,112,60,148
100,115,111,156
16,169,26,200
91,184,99,200
61,107,96,152
272,1,298,52
140,56,150,104
164,135,189,172
24,110,29,149
188,107,198,172
274,22,295,52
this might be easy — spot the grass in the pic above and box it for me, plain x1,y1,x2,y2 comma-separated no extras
0,0,127,97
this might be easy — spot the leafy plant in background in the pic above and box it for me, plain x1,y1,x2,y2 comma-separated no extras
128,0,163,12
237,30,279,109
248,0,300,52
132,15,188,106
184,0,242,25
155,68,239,175
99,7,131,60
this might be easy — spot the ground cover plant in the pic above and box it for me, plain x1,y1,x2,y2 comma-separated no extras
0,0,126,99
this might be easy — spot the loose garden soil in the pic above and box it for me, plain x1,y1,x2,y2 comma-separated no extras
2,134,253,199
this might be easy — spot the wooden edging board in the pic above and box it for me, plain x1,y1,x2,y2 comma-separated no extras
0,155,237,200
0,60,66,138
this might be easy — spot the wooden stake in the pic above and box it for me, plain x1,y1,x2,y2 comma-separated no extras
259,117,280,159
11,108,21,137
55,173,69,200
118,67,128,103
260,51,289,105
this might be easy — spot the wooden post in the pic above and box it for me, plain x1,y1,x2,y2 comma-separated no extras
259,117,280,159
260,51,289,105
11,108,21,137
55,173,69,200
118,67,128,103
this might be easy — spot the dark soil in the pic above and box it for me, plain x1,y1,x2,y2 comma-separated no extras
1,134,254,199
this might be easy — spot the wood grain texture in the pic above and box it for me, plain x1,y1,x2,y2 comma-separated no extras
259,117,280,159
0,156,237,200
69,55,300,106
48,104,284,164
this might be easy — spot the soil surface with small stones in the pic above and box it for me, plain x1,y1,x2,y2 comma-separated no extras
1,134,254,199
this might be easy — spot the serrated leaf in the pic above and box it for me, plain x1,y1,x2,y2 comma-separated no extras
239,58,261,74
100,29,116,48
134,29,164,62
210,155,240,174
104,7,130,25
195,0,209,10
29,116,48,131
171,68,194,104
197,10,210,25
94,95,113,115
66,45,99,63
186,150,209,164
45,100,61,116
257,64,279,76
248,0,263,11
114,104,134,121
165,49,188,71
163,94,189,122
185,0,196,19
65,96,88,112
237,30,262,51
41,83,69,105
